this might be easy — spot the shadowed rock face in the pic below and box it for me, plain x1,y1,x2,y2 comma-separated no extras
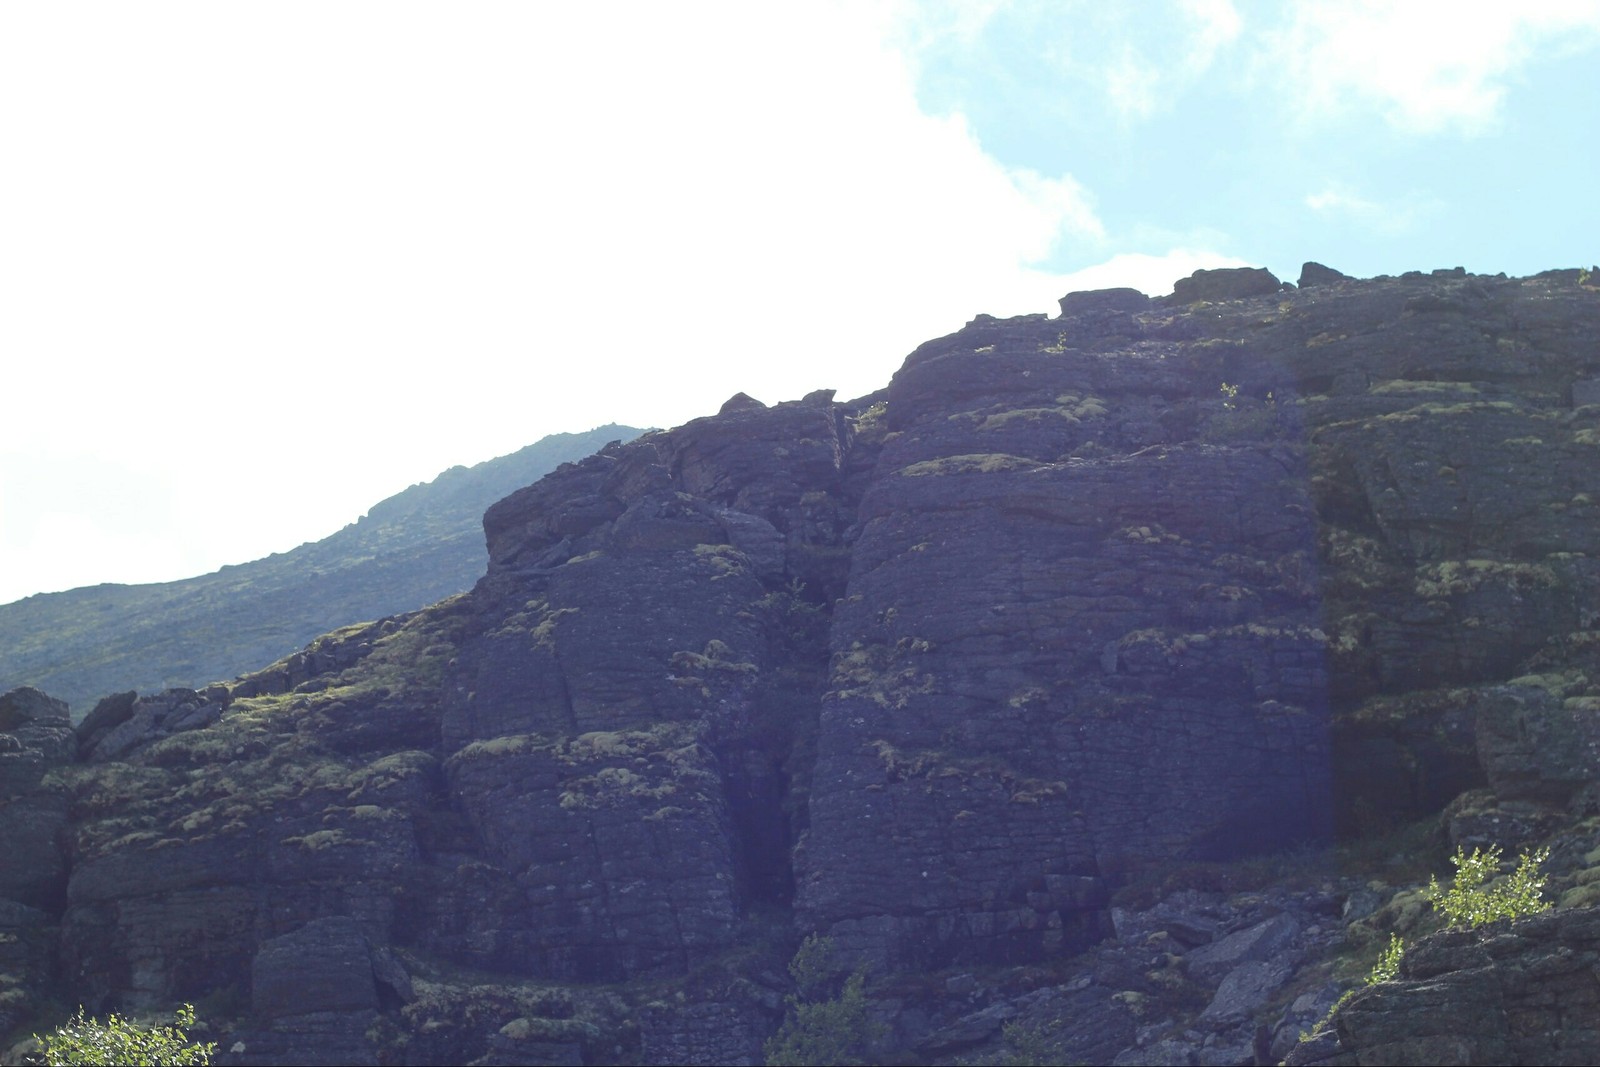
0,688,73,909
4,264,1600,1063
797,307,1334,971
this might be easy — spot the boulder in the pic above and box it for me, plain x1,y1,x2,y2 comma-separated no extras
80,687,229,763
1059,287,1149,316
718,391,766,414
1298,261,1351,288
1184,915,1301,982
1171,266,1282,303
1200,958,1293,1021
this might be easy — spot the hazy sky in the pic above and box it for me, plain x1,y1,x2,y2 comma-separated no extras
3,1,1598,605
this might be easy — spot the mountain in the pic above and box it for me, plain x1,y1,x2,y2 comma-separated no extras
4,265,1600,1065
0,425,644,714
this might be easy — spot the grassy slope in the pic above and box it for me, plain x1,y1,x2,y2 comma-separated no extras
0,425,645,716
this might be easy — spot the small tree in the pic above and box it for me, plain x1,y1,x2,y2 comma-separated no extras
764,935,884,1067
35,1003,215,1066
1302,842,1548,1045
1425,844,1550,928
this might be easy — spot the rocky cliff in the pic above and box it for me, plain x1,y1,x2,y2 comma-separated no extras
4,263,1600,1065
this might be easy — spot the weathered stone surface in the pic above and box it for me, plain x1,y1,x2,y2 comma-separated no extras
1475,685,1600,804
79,686,231,763
1171,266,1282,302
1200,958,1293,1020
1060,287,1150,316
1300,910,1600,1066
252,916,379,1018
229,1010,380,1067
1299,261,1351,288
719,391,767,414
75,690,136,749
0,687,73,909
0,687,72,758
441,724,742,980
797,299,1332,968
638,993,774,1067
0,900,55,1043
1185,915,1301,982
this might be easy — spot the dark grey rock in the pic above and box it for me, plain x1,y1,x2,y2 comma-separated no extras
251,916,378,1019
1476,685,1600,804
1298,262,1351,288
1060,287,1150,316
1171,266,1281,303
1200,958,1293,1020
719,392,767,414
1185,915,1301,982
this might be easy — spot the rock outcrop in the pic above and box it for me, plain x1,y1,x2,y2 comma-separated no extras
1290,908,1600,1065
4,263,1600,1064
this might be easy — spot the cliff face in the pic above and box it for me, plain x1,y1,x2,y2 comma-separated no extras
4,264,1600,1064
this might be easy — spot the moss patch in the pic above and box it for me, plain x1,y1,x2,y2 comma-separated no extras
898,454,1041,477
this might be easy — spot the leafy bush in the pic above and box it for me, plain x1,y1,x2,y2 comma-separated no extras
1302,933,1406,1042
764,936,883,1066
1366,931,1404,984
1425,844,1550,928
34,1003,215,1066
1304,844,1551,1044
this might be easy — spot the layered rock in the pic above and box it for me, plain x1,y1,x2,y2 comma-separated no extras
798,298,1332,971
4,263,1600,1064
0,688,73,1040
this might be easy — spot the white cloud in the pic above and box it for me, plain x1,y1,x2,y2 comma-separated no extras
1104,48,1163,121
1264,0,1600,134
0,2,1108,595
1096,1,1244,120
890,1,1244,123
1182,0,1245,67
1051,249,1254,297
1304,185,1441,233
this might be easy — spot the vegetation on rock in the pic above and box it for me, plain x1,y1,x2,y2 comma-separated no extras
1426,844,1551,928
764,936,882,1066
34,1004,214,1066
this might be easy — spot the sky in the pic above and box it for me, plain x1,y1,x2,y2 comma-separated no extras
2,0,1598,605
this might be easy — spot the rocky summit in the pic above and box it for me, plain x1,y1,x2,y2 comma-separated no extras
5,263,1600,1065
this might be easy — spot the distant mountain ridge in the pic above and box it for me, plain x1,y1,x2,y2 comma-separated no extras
0,424,645,714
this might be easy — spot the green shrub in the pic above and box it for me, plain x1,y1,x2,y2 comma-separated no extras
1303,844,1550,1044
34,1003,215,1066
1425,845,1550,927
764,936,883,1066
1302,933,1406,1042
1366,931,1404,984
